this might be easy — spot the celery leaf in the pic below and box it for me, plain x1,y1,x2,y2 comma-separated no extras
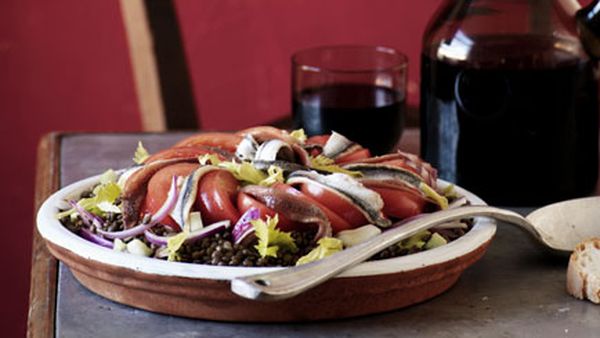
252,215,297,258
219,161,267,185
309,155,362,177
133,141,150,164
290,128,307,143
259,165,285,186
198,154,222,166
56,180,121,219
420,183,449,209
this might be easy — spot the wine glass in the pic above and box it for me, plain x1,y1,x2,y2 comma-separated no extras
292,45,408,155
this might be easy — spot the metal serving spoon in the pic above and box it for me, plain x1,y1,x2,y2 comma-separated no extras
231,197,600,301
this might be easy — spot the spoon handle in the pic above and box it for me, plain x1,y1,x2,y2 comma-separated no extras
231,205,528,301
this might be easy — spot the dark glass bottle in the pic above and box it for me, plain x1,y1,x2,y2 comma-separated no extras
421,0,600,206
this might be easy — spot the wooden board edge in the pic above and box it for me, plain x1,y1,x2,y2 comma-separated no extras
27,132,62,338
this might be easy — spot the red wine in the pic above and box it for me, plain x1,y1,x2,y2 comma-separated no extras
293,84,405,155
421,35,599,206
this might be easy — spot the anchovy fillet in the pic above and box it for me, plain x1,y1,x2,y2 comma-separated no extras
342,164,423,188
288,171,391,227
171,166,217,232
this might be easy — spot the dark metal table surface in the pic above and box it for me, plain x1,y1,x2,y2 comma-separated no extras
39,132,600,337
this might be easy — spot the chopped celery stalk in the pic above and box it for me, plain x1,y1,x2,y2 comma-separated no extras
167,231,188,261
113,239,127,252
336,225,381,248
189,212,204,232
252,215,297,258
425,232,448,249
399,230,431,250
127,239,152,257
133,141,150,164
442,184,459,199
296,237,343,265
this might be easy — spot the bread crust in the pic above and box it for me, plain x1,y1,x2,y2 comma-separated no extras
566,238,600,304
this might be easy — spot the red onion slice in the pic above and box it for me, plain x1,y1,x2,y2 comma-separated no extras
149,176,180,224
186,220,230,243
79,228,113,248
68,200,104,229
121,158,189,228
232,207,260,245
97,176,179,239
96,217,154,240
143,230,169,246
144,220,231,247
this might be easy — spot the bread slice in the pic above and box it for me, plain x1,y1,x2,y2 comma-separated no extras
566,238,600,304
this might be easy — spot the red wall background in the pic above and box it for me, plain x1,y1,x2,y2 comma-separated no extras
0,1,439,336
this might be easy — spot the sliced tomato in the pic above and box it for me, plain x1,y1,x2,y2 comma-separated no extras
145,146,225,163
196,170,240,225
272,183,352,233
306,134,330,146
335,148,372,164
174,133,243,153
236,192,298,231
297,181,368,228
365,184,426,220
143,163,199,230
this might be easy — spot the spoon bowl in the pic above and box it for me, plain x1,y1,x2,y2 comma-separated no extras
232,196,600,300
526,196,600,252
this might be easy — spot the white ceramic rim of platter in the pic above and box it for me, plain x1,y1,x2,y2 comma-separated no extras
37,173,497,281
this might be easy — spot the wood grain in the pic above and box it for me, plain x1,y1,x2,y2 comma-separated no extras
119,0,167,131
27,133,61,338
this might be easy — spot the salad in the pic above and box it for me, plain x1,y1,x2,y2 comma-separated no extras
57,126,469,267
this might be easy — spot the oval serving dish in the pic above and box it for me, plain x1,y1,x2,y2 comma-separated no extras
37,173,496,322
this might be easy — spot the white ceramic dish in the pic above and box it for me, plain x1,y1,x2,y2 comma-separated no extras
36,173,496,321
38,173,495,279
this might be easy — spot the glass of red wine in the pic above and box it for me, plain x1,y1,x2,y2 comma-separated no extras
292,45,408,155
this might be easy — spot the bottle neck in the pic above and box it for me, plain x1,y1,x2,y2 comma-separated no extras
584,0,600,17
577,1,600,27
576,0,600,59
